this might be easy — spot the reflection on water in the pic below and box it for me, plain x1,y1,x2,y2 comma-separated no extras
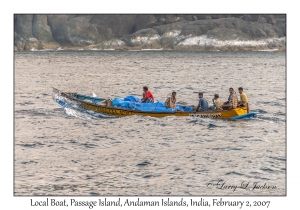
14,51,285,195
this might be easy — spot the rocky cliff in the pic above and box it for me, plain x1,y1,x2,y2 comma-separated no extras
14,14,286,51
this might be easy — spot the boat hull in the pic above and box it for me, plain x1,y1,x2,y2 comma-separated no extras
53,88,249,119
80,102,247,118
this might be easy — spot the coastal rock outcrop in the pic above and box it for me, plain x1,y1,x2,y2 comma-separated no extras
14,14,286,51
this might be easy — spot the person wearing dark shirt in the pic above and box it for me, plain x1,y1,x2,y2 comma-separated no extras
141,86,154,103
195,92,209,112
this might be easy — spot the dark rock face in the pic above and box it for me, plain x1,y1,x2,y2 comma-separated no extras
243,14,261,22
90,15,136,40
14,14,286,51
264,14,277,24
135,15,158,31
47,15,72,45
32,15,55,42
15,14,34,38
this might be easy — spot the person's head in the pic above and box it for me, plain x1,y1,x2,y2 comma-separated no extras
143,86,148,92
198,92,203,98
214,94,219,99
172,91,176,97
229,87,234,93
238,87,243,94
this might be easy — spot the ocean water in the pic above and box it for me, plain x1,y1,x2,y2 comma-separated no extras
14,50,286,196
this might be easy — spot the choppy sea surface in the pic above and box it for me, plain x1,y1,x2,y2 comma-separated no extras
14,50,286,196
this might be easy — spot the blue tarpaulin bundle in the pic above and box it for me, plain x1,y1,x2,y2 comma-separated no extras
182,106,194,112
124,95,141,102
112,96,193,112
112,98,130,108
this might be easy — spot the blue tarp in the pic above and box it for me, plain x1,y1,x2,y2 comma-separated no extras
183,106,194,112
124,95,141,102
112,98,130,108
112,96,193,112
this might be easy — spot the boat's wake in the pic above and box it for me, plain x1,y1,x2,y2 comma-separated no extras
249,109,285,124
255,115,285,124
53,95,117,119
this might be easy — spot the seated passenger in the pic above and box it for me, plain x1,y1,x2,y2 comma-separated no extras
222,87,238,110
212,94,223,110
194,92,209,112
165,91,177,109
238,87,248,107
141,86,154,103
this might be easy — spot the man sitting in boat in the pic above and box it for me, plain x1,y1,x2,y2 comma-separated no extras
222,87,238,110
194,92,209,112
165,91,177,109
211,94,223,110
238,87,248,107
141,86,154,103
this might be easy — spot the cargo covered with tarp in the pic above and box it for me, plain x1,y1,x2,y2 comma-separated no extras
112,96,194,112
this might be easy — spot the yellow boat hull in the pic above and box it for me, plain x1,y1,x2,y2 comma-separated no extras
80,102,248,118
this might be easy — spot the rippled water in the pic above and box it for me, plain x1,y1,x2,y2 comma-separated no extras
14,50,286,196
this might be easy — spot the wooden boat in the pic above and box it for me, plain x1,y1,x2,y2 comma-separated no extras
52,88,258,119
